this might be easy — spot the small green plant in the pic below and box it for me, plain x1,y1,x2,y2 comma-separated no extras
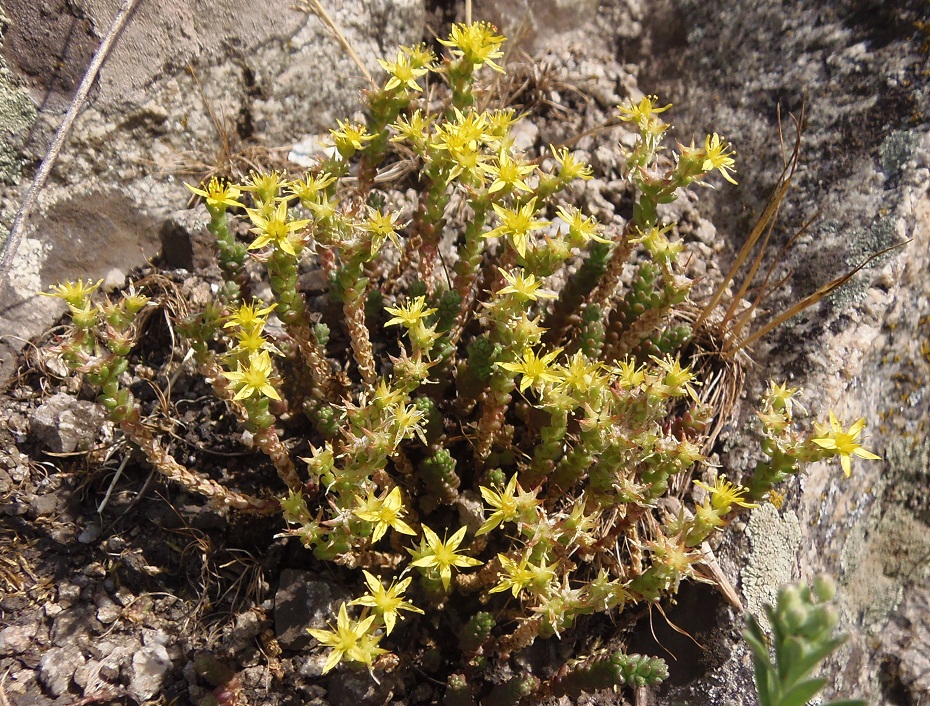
743,575,865,706
38,21,881,703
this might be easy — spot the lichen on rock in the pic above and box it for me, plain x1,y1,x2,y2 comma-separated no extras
742,503,802,630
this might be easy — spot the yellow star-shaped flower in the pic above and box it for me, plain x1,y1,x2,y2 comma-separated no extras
694,475,758,513
812,411,880,477
185,176,244,211
223,300,277,331
498,347,563,393
353,486,416,543
222,351,280,401
239,170,288,204
497,268,556,302
41,279,102,308
617,95,671,129
246,200,311,256
408,525,482,591
384,296,437,329
555,205,610,245
476,474,540,536
483,148,536,195
349,570,423,635
488,552,557,598
483,198,549,258
550,145,594,182
702,133,738,185
307,602,386,674
378,51,429,93
331,120,376,158
439,22,506,72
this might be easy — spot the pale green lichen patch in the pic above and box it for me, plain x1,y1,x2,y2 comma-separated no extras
0,78,35,183
879,129,919,180
742,503,802,630
0,7,37,185
839,435,930,633
819,214,906,309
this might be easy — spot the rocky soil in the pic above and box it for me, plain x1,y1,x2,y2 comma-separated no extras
0,1,928,705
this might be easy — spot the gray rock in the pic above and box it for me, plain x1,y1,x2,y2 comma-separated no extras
274,569,352,650
473,0,601,51
129,642,172,702
83,562,107,578
101,267,125,292
27,492,59,518
327,670,396,706
0,468,12,494
72,659,95,689
98,659,121,682
8,465,27,483
2,667,40,703
299,652,329,679
141,628,170,648
78,522,102,544
51,606,101,647
96,602,121,625
57,582,82,608
0,0,425,384
159,209,218,273
74,657,119,693
239,665,267,688
49,524,79,546
29,393,106,454
113,586,134,607
742,505,802,631
1,500,27,517
99,640,137,683
220,607,264,652
509,118,539,153
38,644,85,697
0,624,35,656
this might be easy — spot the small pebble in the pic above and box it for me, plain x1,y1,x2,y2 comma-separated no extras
102,268,126,291
58,583,82,606
79,523,102,544
97,603,122,624
0,624,36,656
83,562,107,578
129,643,172,702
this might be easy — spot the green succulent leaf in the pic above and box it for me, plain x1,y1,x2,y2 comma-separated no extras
778,678,827,706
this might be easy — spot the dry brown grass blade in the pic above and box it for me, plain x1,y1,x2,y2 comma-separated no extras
694,541,743,610
652,601,705,653
0,671,11,706
187,65,237,176
717,212,777,333
164,69,293,189
297,0,374,87
488,53,592,122
550,119,621,153
691,102,904,358
695,107,803,332
724,210,819,344
728,239,908,353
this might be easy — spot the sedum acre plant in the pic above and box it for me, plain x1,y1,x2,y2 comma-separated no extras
40,22,879,703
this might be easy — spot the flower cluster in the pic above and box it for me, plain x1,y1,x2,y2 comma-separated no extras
40,21,880,703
